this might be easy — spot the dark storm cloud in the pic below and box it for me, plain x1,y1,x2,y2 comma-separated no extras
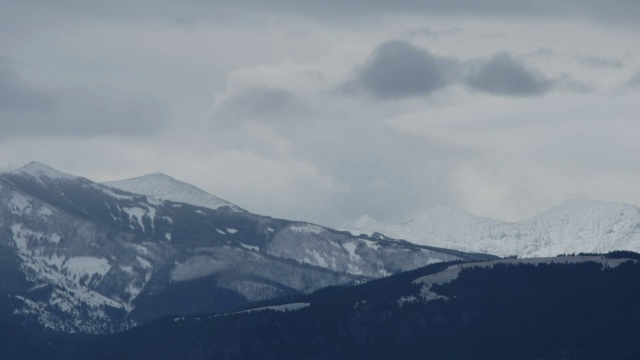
463,53,554,96
575,55,624,69
213,86,308,127
347,42,568,99
0,58,52,112
346,40,458,99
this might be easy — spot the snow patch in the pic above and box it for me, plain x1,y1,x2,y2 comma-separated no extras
11,224,46,253
123,207,147,232
49,233,61,244
98,186,134,201
239,243,259,251
289,224,325,235
42,253,66,271
131,244,149,256
361,239,381,250
146,206,157,232
145,196,163,206
307,250,328,268
136,256,152,270
63,257,111,280
346,263,364,276
38,206,53,217
9,193,32,215
398,295,417,307
342,242,361,261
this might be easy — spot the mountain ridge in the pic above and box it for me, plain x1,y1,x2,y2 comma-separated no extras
0,161,490,334
344,198,640,257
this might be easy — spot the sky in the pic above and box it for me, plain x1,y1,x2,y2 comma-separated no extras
2,1,640,227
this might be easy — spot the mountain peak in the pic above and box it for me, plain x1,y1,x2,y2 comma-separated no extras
146,171,175,179
103,172,239,211
10,161,75,181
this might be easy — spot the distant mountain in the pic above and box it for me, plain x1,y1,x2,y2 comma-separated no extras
67,253,640,360
343,199,640,257
0,162,490,334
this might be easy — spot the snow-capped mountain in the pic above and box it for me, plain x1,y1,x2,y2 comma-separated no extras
344,199,640,258
0,162,490,334
103,173,240,212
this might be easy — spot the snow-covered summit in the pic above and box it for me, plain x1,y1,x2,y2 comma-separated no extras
103,172,239,211
9,161,76,182
344,198,640,258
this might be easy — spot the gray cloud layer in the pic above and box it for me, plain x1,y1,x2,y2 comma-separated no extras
0,59,170,139
0,58,52,112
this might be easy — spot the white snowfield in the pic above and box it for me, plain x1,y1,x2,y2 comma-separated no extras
412,256,636,302
344,199,640,258
103,172,239,211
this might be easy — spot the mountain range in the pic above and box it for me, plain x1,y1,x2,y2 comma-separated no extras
0,162,489,334
343,199,640,258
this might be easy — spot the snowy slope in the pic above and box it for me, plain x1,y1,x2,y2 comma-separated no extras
10,161,76,183
344,199,640,258
103,173,240,211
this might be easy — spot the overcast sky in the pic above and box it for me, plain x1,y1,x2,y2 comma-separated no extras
2,1,640,227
